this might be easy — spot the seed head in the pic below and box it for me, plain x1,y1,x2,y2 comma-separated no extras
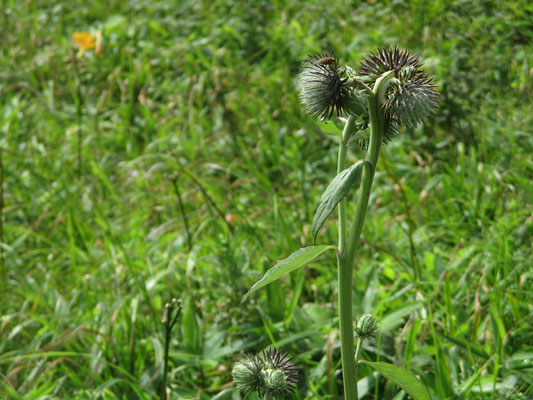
299,53,363,121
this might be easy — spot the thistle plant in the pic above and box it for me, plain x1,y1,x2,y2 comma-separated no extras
240,47,438,399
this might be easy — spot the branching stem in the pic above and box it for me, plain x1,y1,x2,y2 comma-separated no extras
337,71,393,400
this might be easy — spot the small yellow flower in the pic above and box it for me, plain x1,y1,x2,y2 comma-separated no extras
73,31,96,53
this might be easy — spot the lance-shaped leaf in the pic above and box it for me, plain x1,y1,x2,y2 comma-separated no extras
311,160,369,244
241,246,337,303
360,361,431,400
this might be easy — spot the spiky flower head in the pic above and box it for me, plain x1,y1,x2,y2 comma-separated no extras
383,76,440,128
354,314,379,340
233,348,299,399
359,47,423,83
359,46,439,130
232,354,263,395
298,53,365,121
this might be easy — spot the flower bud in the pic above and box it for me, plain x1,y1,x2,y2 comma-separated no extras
262,368,289,395
232,349,299,399
354,313,379,340
232,355,262,395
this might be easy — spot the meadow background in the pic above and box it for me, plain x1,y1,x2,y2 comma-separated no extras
1,0,532,399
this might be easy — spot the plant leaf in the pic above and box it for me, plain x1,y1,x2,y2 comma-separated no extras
311,161,367,244
241,246,337,303
360,361,431,400
319,121,342,137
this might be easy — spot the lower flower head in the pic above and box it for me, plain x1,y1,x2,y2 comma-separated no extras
233,349,299,399
232,354,262,395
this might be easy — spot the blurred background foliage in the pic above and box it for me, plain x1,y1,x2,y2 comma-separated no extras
0,0,532,398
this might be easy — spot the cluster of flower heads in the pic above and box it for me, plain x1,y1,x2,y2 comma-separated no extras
232,348,299,399
298,47,439,145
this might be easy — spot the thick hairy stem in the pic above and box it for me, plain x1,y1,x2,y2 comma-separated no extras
344,97,383,271
337,116,357,400
339,71,393,400
337,253,357,400
344,71,393,273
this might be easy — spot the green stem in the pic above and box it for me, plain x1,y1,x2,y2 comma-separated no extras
161,319,171,400
161,300,181,400
344,96,382,271
337,251,357,400
338,116,356,252
337,115,356,400
354,336,364,379
338,71,393,400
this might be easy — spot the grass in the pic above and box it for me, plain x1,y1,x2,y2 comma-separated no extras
1,0,532,399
